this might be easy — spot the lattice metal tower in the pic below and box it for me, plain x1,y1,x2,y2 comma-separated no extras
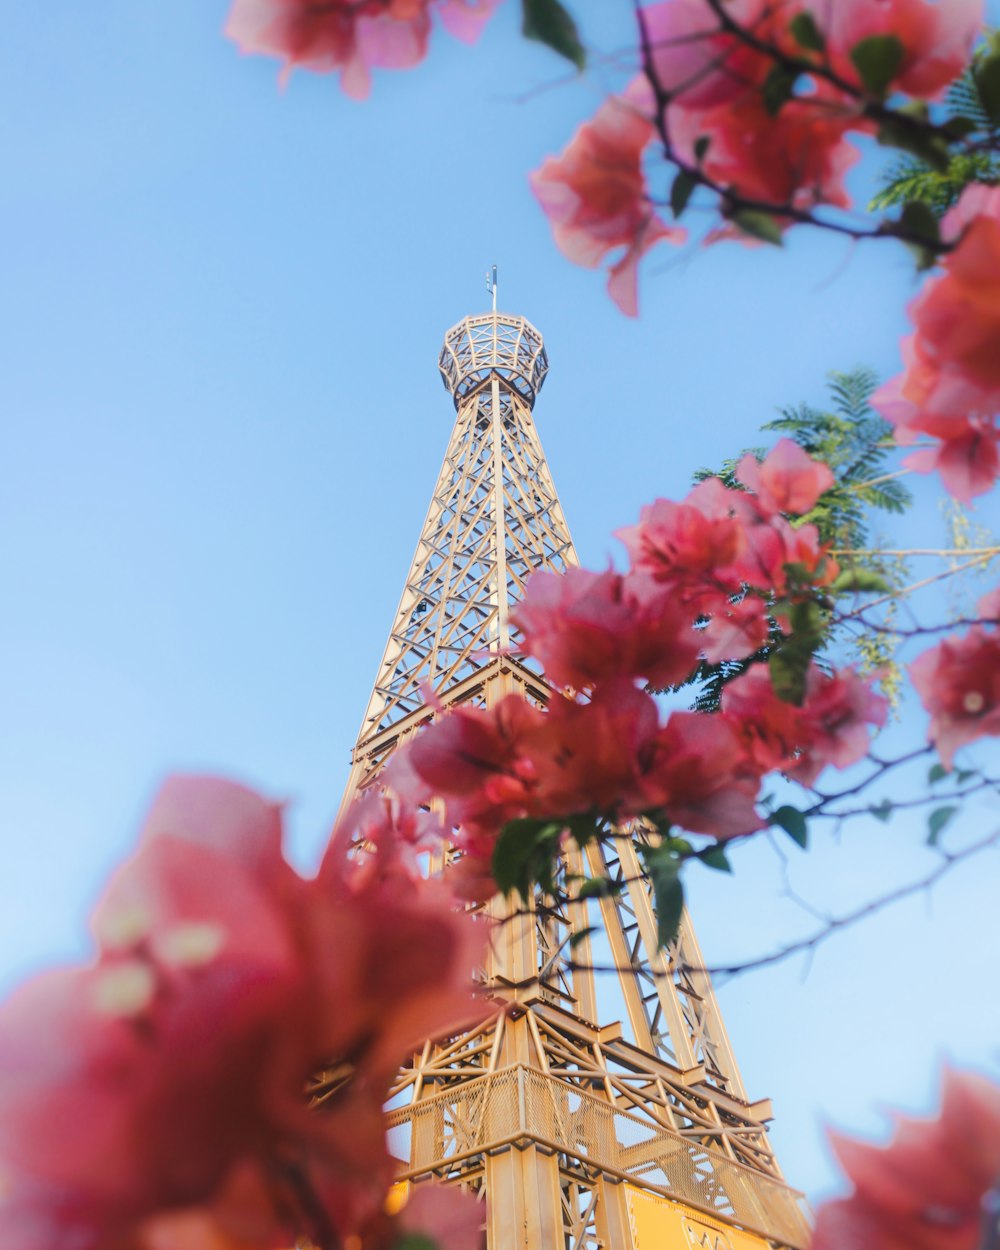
323,308,810,1250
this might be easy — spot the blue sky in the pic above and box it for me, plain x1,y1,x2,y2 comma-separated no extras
2,0,999,1205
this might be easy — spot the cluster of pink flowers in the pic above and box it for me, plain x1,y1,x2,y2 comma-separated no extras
225,0,497,98
0,776,485,1250
910,585,1000,768
874,185,1000,501
812,1069,1000,1250
531,0,982,312
394,440,887,892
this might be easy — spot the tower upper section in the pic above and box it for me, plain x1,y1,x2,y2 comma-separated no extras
439,313,548,408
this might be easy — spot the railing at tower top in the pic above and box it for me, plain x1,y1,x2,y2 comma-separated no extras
439,313,548,407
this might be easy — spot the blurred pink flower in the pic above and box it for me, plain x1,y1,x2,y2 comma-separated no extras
226,0,497,98
530,89,683,315
812,1069,1000,1250
910,628,1000,767
512,567,700,689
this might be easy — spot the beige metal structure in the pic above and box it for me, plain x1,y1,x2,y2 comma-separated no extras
327,310,809,1250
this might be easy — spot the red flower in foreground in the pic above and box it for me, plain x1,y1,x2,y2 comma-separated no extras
643,0,780,110
875,185,1000,502
226,0,497,98
812,1069,1000,1250
803,0,982,100
530,88,684,315
0,775,485,1250
910,627,1000,768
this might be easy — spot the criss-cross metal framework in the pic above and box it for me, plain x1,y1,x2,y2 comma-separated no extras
328,311,809,1250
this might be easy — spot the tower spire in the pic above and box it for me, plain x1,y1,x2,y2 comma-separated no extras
327,310,810,1250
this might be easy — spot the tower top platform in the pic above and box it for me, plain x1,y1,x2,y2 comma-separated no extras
438,312,548,409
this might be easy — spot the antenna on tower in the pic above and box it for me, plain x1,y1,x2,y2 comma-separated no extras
486,264,498,312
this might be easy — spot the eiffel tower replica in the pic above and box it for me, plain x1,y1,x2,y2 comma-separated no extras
324,297,810,1250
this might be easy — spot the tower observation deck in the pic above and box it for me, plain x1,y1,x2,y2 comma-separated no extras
323,308,810,1250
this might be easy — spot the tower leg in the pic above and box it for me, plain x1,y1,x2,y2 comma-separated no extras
486,1145,564,1250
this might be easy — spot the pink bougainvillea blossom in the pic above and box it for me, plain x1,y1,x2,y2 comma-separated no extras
812,1069,1000,1250
670,90,860,221
0,775,485,1250
803,0,983,100
735,438,835,516
643,0,782,111
511,567,700,690
875,184,1000,501
722,663,888,786
647,710,764,838
910,627,1000,767
615,478,748,595
530,90,684,315
225,0,498,98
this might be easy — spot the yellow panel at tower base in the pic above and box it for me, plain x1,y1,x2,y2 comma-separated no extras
625,1186,775,1250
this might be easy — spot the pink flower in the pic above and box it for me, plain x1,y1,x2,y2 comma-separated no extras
648,710,763,838
789,665,889,785
874,186,1000,501
671,90,860,220
804,0,982,100
225,0,498,99
643,0,783,110
735,438,835,516
530,90,684,315
910,628,1000,767
530,681,666,819
616,478,747,593
722,664,887,785
0,775,485,1249
512,567,700,689
406,695,546,840
699,594,770,663
812,1069,1000,1250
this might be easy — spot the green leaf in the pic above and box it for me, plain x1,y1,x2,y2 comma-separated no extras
569,926,597,950
974,52,1000,126
955,768,977,783
789,11,825,53
762,64,800,115
927,805,958,846
941,114,979,141
564,812,602,847
830,567,892,595
850,34,905,97
521,0,585,70
900,200,941,242
394,1236,440,1250
642,846,685,947
894,201,942,274
771,805,808,849
492,817,562,901
869,799,893,823
577,876,621,901
928,763,948,785
700,845,733,873
769,642,811,704
731,209,784,246
876,118,951,172
693,135,711,163
670,169,698,219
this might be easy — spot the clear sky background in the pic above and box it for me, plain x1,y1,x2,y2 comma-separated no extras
2,0,999,1207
